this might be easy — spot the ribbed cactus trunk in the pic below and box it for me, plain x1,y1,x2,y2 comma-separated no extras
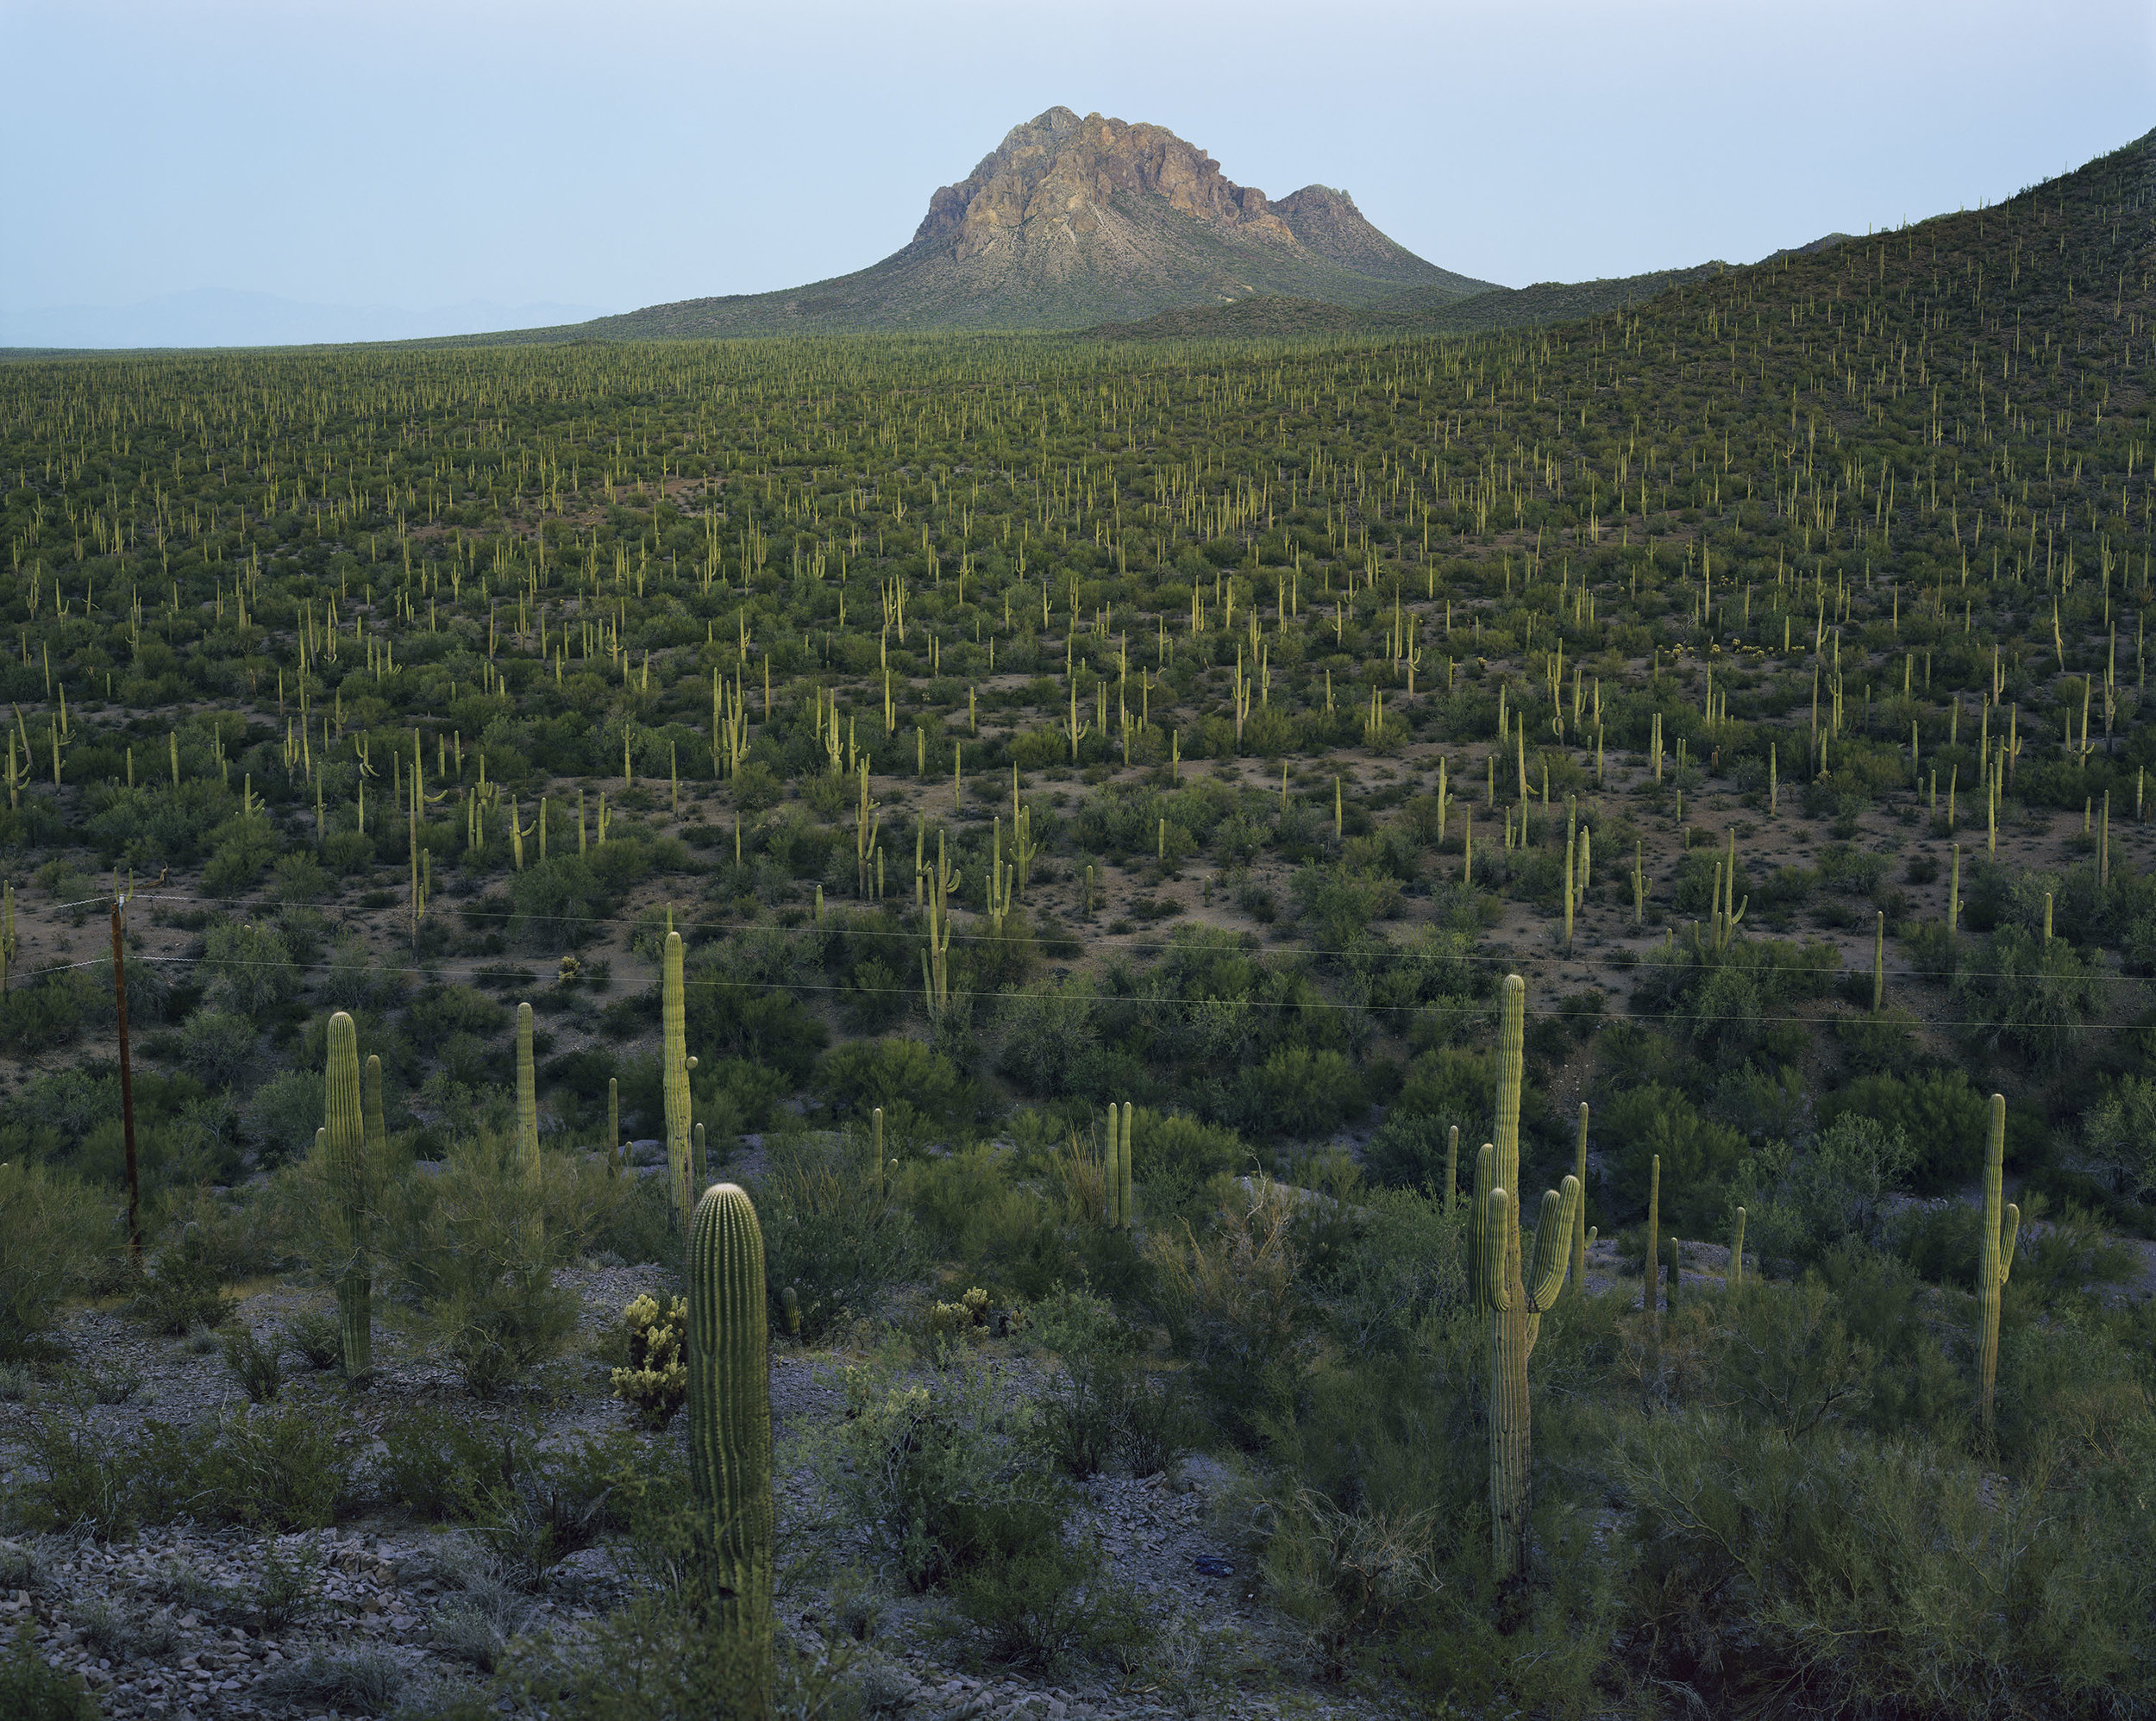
871,1105,886,1204
1644,1153,1661,1320
687,1183,774,1705
1119,1100,1134,1229
1102,1101,1122,1227
324,1011,370,1382
607,1076,620,1166
1444,1123,1459,1212
1729,1207,1746,1292
1977,1092,2019,1444
664,932,693,1231
1471,975,1583,1580
515,1002,539,1169
1571,1102,1589,1289
363,1054,386,1161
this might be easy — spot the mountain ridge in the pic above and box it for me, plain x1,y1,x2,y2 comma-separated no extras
558,108,1495,339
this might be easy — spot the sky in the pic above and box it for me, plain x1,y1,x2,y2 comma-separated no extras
3,0,2153,340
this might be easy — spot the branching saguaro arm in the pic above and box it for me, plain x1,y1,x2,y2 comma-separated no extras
687,1182,774,1704
1470,974,1583,1580
1977,1092,2019,1442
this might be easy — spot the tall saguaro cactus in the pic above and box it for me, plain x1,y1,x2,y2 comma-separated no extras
1571,1102,1589,1289
664,931,693,1230
516,1002,540,1170
1977,1092,2020,1443
324,1011,371,1382
1644,1153,1661,1319
1470,975,1584,1580
686,1183,774,1704
1119,1100,1134,1229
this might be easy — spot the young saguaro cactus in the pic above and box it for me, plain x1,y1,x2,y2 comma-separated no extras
664,931,693,1230
686,1182,774,1703
363,1054,386,1161
324,1011,371,1382
1470,975,1583,1580
1977,1092,2019,1443
1570,1103,1589,1290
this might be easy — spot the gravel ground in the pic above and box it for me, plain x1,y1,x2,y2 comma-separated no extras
1,1260,1416,1721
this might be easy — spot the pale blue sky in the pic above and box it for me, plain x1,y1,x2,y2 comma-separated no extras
5,0,2152,324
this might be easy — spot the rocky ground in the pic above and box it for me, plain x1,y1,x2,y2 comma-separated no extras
0,1252,1420,1721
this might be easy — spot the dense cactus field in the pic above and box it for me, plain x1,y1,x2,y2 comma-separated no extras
4,134,2156,1719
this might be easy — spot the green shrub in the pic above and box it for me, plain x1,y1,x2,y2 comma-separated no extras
0,1621,99,1721
376,1405,508,1522
1602,1084,1746,1233
1144,1180,1315,1448
1821,1067,1989,1193
380,1133,580,1396
129,1224,235,1335
751,1133,918,1341
0,1161,113,1356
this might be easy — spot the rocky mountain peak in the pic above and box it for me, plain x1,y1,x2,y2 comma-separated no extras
912,108,1297,260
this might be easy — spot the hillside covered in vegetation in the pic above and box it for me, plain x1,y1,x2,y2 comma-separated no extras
2,126,2155,1720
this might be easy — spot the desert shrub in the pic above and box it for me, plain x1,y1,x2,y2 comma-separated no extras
1261,1485,1445,1680
903,1142,1074,1300
170,1007,258,1088
1144,1179,1316,1448
994,973,1099,1097
376,1406,511,1523
1952,924,2102,1058
0,1620,99,1721
0,1161,113,1356
817,1036,969,1151
221,1324,284,1402
1602,1084,1746,1234
283,1309,342,1370
255,1650,404,1712
2079,1074,2156,1203
200,920,298,1018
380,1132,581,1396
1609,1405,2156,1716
819,1360,1062,1592
1292,863,1402,947
130,1223,236,1334
751,1132,918,1342
1128,1108,1247,1214
1029,1286,1188,1480
950,1530,1154,1672
1820,1067,1989,1193
1361,1112,1458,1194
239,1067,324,1163
185,1402,356,1529
1736,1117,1919,1271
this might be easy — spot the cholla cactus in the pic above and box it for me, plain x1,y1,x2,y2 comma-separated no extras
323,1011,370,1382
686,1184,773,1700
610,1292,688,1426
1470,976,1583,1579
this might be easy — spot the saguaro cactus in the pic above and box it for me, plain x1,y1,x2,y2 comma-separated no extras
1119,1100,1134,1229
1644,1153,1661,1318
664,931,693,1230
1570,1102,1589,1289
363,1054,386,1161
1102,1101,1124,1228
686,1183,774,1702
516,1002,539,1170
1444,1123,1459,1212
324,1011,371,1381
1729,1207,1746,1292
1470,975,1583,1580
1977,1092,2019,1443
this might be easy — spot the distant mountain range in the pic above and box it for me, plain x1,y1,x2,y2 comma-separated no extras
0,290,615,352
0,113,1864,354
